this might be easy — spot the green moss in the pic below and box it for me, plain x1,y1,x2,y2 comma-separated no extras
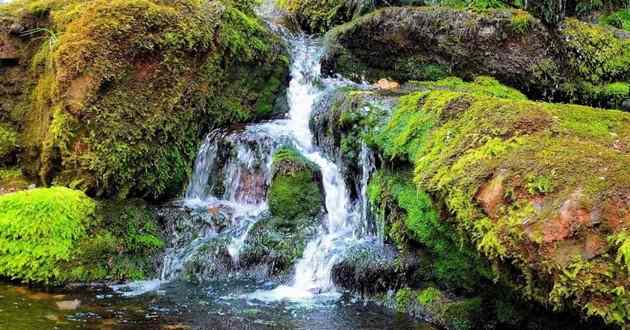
600,9,630,31
510,9,532,33
440,297,482,330
63,199,164,282
370,83,630,325
0,124,18,161
368,170,490,290
417,287,442,305
0,187,163,283
0,187,95,283
3,0,288,199
561,19,630,84
394,287,415,312
268,147,322,220
277,0,373,33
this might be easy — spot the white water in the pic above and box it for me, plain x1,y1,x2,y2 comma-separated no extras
245,34,374,301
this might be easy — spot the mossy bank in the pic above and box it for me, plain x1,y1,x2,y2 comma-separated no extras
0,0,289,200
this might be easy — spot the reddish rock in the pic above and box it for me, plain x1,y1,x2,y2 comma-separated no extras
583,233,607,260
374,78,400,91
543,191,593,243
476,174,506,219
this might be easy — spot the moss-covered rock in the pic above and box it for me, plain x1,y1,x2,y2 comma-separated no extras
0,187,164,284
268,147,323,220
277,0,375,33
317,78,629,326
370,85,630,325
0,0,289,199
323,6,630,109
238,147,324,274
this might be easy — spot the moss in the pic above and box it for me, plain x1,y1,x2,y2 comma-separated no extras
561,19,630,85
0,124,18,162
268,147,322,221
600,9,630,31
370,82,630,325
0,187,163,283
417,287,442,305
62,199,164,282
2,0,288,199
394,287,415,312
510,9,532,33
368,170,491,290
440,297,482,330
277,0,373,33
0,187,95,283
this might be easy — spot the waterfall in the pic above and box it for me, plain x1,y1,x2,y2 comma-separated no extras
113,10,376,300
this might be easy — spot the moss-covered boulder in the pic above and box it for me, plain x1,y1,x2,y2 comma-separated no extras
323,6,630,109
268,147,323,220
317,77,629,326
0,187,164,284
239,147,323,274
0,0,289,199
371,87,629,325
277,0,375,33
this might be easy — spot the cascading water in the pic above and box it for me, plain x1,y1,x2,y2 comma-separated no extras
114,8,376,300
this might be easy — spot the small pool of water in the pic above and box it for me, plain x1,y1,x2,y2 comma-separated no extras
0,280,435,329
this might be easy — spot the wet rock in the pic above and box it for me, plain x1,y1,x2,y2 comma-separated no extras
476,173,506,219
239,215,319,275
157,204,230,246
622,99,630,112
331,242,421,295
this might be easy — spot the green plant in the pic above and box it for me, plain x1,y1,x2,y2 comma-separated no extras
511,10,531,33
610,232,630,272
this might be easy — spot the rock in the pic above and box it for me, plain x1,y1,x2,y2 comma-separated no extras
337,80,630,326
0,0,290,199
56,299,81,311
268,147,324,220
476,173,506,219
323,7,630,109
374,79,400,91
331,242,421,295
277,0,375,33
622,99,630,112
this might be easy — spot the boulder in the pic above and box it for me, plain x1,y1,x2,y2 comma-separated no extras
0,0,290,200
323,6,630,109
327,79,630,326
331,242,422,295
